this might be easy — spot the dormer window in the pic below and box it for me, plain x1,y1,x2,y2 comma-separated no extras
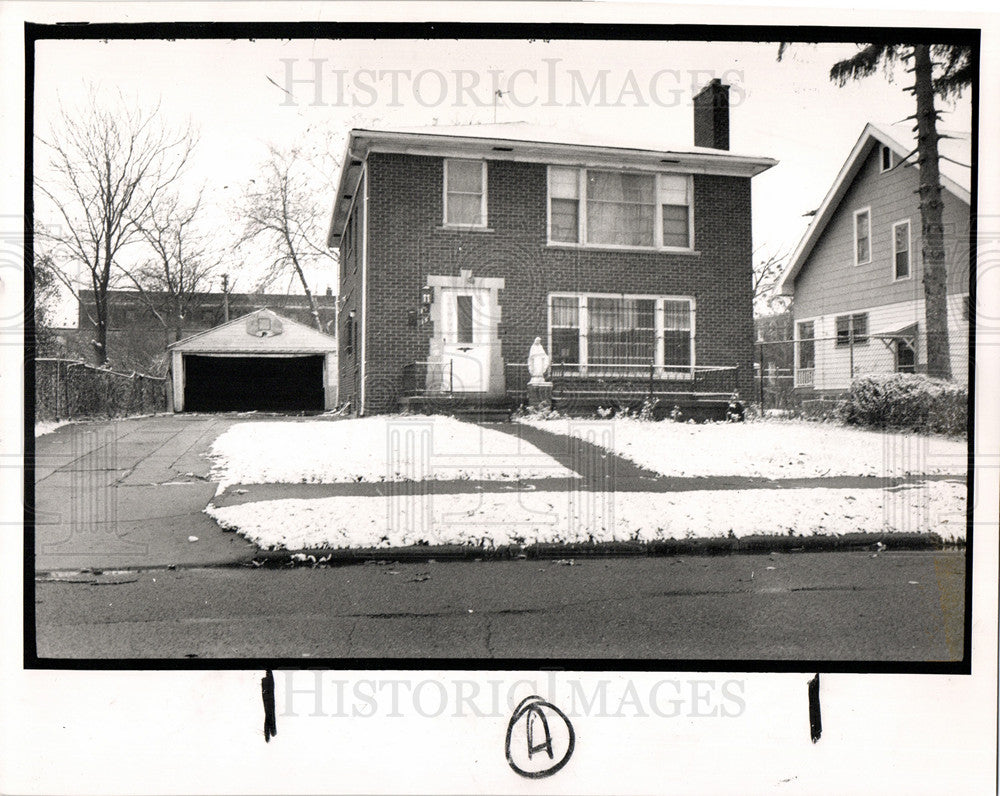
880,145,893,172
443,159,487,227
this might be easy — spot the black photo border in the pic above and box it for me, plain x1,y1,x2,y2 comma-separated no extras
22,20,980,675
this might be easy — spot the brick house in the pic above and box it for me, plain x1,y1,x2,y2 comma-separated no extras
777,123,971,393
328,80,776,416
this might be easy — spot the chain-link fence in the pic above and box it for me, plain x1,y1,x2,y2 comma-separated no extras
35,358,167,421
755,331,925,413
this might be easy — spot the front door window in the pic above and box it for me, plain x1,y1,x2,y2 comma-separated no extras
439,288,495,392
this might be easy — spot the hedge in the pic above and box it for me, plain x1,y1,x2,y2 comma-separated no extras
838,373,967,435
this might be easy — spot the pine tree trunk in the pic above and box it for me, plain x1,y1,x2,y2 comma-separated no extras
913,44,953,380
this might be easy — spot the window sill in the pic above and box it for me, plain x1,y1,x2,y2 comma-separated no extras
437,225,495,233
546,241,701,255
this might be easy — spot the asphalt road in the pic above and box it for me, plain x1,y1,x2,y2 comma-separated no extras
35,550,965,661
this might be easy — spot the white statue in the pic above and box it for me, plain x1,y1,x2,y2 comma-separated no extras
527,337,550,385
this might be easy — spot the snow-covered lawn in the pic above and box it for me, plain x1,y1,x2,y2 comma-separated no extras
35,420,72,437
207,416,578,487
519,417,966,479
206,479,966,550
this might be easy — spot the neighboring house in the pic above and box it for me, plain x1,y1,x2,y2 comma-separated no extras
778,124,971,393
72,288,337,373
327,80,776,416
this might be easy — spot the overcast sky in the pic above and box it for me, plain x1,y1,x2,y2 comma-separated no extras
34,37,972,324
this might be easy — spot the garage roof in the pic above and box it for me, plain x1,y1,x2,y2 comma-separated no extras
168,309,337,354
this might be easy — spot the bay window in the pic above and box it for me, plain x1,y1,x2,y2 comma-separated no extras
547,166,693,249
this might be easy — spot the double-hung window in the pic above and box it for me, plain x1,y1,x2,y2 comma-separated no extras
835,313,868,347
892,220,911,280
548,167,693,249
444,159,487,227
550,296,581,364
795,320,815,387
854,208,872,265
548,168,581,243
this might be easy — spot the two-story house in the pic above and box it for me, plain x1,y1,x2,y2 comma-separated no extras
777,123,971,393
328,80,776,416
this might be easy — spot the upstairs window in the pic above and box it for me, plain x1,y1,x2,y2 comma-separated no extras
548,168,580,243
547,167,693,250
880,145,893,172
893,220,911,280
586,171,655,247
659,175,691,248
854,208,872,265
444,159,487,227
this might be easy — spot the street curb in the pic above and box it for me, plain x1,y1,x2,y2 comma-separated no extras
244,531,959,568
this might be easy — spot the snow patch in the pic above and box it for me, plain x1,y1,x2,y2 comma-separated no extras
519,417,966,479
35,420,72,437
207,416,578,487
206,479,966,550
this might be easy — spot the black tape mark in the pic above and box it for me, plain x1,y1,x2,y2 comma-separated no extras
807,674,822,743
261,670,277,743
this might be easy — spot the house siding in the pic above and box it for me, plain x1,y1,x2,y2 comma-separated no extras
359,151,755,414
792,141,971,387
795,293,969,391
794,143,971,318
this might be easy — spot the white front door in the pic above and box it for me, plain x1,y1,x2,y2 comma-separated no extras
440,287,493,392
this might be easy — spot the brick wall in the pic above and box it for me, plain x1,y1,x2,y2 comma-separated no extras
337,173,365,409
357,152,755,414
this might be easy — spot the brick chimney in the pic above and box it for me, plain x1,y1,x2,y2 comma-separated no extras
693,79,730,151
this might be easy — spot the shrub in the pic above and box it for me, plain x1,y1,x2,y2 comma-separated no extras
838,373,967,435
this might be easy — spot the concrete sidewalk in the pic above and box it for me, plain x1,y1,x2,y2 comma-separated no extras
32,415,258,572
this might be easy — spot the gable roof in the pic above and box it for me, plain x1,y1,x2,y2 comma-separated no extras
777,123,972,296
168,308,337,353
327,121,777,246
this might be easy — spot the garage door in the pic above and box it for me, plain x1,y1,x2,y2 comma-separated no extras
183,355,325,412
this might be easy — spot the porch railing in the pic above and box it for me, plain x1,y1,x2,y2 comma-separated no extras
401,360,454,396
505,361,739,400
401,359,739,401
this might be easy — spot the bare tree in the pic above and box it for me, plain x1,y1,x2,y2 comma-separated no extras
121,191,217,347
779,42,972,380
238,144,338,332
34,87,196,364
752,248,790,315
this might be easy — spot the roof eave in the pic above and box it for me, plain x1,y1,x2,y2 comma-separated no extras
327,128,776,242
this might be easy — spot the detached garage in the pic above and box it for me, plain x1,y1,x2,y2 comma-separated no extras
168,309,338,413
